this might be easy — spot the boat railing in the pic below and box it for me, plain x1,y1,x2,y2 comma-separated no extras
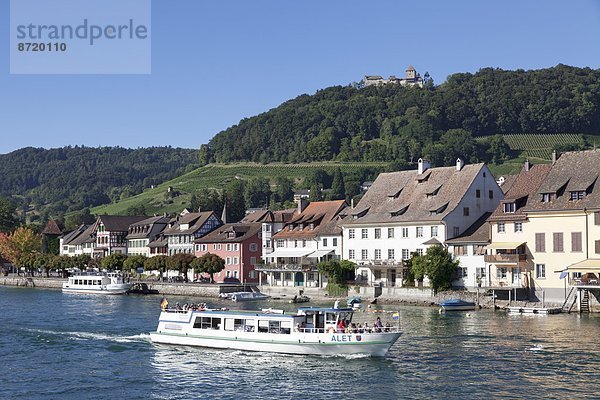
296,326,402,334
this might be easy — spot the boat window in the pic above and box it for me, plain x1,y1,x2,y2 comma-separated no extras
244,320,255,332
325,312,337,325
258,320,269,333
194,317,221,330
225,318,249,331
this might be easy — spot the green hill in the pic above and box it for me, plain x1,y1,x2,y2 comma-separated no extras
91,162,389,216
0,146,198,220
205,65,600,167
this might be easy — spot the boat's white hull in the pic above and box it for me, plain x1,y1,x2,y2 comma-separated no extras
150,330,401,357
62,284,132,295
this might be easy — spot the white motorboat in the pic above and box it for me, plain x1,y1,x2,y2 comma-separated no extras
231,292,270,302
150,306,402,357
62,272,132,295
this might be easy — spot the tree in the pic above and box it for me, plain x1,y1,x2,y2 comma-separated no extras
309,183,323,201
329,168,346,200
199,144,212,165
191,253,225,283
0,197,18,233
409,245,459,293
64,207,95,230
317,260,356,285
123,255,147,275
224,179,246,222
0,227,41,275
101,253,128,271
166,253,196,282
272,176,294,204
244,177,271,209
144,255,169,280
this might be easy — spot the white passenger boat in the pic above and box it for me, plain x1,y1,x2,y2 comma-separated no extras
150,306,402,357
62,272,132,295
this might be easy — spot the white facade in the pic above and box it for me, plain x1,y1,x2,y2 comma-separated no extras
128,238,151,257
448,244,488,289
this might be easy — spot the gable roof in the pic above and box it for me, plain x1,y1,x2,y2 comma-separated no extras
524,150,600,212
96,215,148,232
162,211,220,236
273,200,348,239
345,163,487,225
126,216,170,239
194,222,262,244
61,224,90,245
446,212,491,244
66,224,97,246
488,164,551,222
42,219,63,236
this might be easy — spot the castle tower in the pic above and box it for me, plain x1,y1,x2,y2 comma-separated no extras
406,65,416,80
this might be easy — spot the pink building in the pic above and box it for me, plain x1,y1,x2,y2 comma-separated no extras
194,222,262,283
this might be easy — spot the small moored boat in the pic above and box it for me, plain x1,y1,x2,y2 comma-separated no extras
289,295,310,304
150,305,402,357
62,272,132,295
231,292,270,302
439,299,477,311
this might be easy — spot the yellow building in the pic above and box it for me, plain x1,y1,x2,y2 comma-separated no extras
488,151,600,307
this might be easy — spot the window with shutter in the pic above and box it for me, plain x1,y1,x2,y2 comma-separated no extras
596,240,600,254
535,233,545,253
553,232,564,252
571,232,582,252
595,212,600,226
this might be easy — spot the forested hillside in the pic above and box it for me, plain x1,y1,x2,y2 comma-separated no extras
0,146,198,218
205,65,599,166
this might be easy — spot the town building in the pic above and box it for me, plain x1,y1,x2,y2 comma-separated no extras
126,216,170,257
41,219,63,254
162,210,222,255
241,208,297,260
93,215,148,257
486,161,552,297
194,222,262,283
60,224,92,256
343,158,503,287
257,200,348,287
517,151,600,304
446,212,491,289
363,65,424,87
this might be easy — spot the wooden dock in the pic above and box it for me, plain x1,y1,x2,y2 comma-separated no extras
507,306,562,315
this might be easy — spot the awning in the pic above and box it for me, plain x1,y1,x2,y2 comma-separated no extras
306,250,334,258
266,248,314,258
486,242,525,250
555,259,600,272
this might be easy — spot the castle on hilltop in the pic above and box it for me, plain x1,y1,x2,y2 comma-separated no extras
363,65,424,88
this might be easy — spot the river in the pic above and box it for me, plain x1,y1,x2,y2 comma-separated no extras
1,286,599,399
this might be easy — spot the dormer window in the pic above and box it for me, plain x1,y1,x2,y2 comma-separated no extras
417,171,431,183
309,223,314,230
426,185,442,198
391,204,409,217
541,193,551,203
388,188,403,199
570,191,585,201
503,203,516,213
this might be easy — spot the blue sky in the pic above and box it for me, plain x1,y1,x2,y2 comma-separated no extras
1,0,600,154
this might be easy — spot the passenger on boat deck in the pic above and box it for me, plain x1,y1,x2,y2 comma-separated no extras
384,322,391,332
374,317,383,333
337,319,346,332
363,322,371,333
175,302,181,311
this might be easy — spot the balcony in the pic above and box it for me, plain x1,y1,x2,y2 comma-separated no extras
356,260,405,269
484,254,527,265
254,264,317,272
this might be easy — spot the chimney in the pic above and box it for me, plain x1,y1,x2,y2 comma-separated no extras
524,159,531,172
351,198,354,209
456,158,464,171
297,198,309,214
552,150,557,165
418,158,430,174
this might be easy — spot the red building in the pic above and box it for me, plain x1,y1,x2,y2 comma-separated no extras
194,222,262,283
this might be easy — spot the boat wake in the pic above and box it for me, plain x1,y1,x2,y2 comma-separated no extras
525,344,544,352
23,328,151,344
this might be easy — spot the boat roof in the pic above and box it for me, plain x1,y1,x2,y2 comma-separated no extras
297,307,354,312
194,310,298,319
